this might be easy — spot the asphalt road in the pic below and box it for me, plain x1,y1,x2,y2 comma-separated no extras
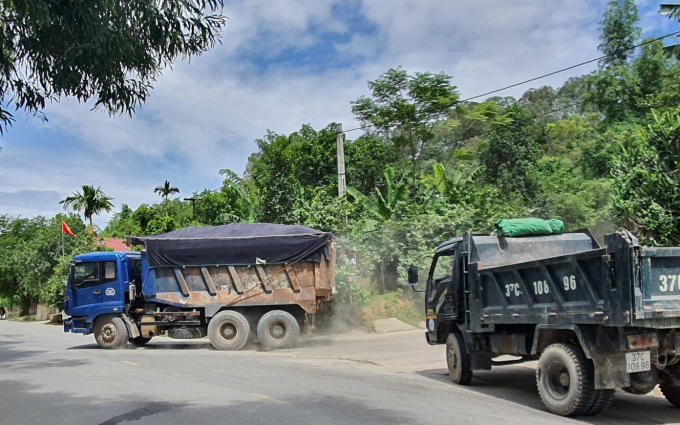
1,320,679,425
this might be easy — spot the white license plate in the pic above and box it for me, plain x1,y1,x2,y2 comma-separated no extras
625,351,651,373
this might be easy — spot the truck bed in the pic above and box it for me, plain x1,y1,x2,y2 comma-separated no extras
465,232,680,332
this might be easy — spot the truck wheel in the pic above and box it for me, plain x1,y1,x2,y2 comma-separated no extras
94,315,129,349
583,389,615,415
257,310,300,351
131,337,152,347
536,343,595,417
446,333,472,385
660,380,680,408
622,370,658,395
208,310,250,351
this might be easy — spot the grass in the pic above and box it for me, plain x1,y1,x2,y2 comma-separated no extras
9,315,36,322
360,289,423,327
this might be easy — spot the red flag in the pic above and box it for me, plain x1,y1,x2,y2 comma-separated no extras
62,220,75,237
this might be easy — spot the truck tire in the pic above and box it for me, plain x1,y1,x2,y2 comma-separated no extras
131,337,152,347
257,310,300,351
660,380,680,408
446,332,472,385
536,343,595,417
94,315,129,349
583,389,615,415
622,370,658,395
208,310,250,351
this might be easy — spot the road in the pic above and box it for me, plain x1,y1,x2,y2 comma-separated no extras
1,320,678,425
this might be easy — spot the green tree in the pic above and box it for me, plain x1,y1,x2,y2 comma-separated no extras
0,214,91,313
610,109,680,245
478,105,542,198
154,180,180,216
60,185,114,229
351,67,459,189
598,0,641,68
0,0,226,132
247,124,340,222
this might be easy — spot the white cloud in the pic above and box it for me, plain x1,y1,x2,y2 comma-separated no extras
3,0,660,228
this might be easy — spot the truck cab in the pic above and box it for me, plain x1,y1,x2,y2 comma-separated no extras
64,251,141,334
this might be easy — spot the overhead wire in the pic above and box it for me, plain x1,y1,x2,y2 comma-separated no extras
339,29,680,135
422,67,680,154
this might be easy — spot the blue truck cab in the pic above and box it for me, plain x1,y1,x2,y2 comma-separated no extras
63,251,141,335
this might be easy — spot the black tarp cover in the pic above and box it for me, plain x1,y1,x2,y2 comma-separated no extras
130,223,332,267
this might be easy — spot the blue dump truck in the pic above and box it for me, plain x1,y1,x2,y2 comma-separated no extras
409,230,680,417
63,223,336,351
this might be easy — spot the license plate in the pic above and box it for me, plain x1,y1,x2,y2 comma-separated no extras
626,351,651,373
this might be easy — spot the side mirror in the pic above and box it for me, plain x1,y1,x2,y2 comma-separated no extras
407,265,419,285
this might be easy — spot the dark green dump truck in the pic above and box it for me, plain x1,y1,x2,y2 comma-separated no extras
409,230,680,417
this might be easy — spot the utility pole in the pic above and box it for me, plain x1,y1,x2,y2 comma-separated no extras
184,197,198,222
336,123,346,197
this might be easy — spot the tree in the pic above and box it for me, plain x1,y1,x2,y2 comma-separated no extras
610,108,680,245
0,0,226,133
598,0,641,68
478,105,542,198
154,180,180,216
60,185,114,229
351,68,459,189
660,4,680,59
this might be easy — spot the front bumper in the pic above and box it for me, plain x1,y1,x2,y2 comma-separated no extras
63,317,91,334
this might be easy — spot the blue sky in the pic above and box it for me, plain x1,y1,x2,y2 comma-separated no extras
0,0,675,228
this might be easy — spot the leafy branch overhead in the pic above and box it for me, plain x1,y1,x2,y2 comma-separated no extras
0,0,227,133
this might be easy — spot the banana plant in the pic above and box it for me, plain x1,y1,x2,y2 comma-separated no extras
424,162,486,208
347,166,409,221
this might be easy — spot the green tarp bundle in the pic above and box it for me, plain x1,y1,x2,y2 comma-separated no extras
493,218,565,237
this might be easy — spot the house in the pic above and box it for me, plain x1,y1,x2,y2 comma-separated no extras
100,238,131,252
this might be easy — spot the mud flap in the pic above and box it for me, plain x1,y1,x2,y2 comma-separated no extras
122,314,141,339
471,352,492,371
592,354,631,389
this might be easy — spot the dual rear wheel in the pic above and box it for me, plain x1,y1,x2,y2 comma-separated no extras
207,309,300,351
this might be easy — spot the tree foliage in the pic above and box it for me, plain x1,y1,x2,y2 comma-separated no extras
0,0,226,132
598,0,641,68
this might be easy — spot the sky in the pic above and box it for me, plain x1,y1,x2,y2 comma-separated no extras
0,0,675,228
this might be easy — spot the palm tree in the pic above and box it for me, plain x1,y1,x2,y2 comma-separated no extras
60,185,114,229
660,4,680,59
154,180,180,216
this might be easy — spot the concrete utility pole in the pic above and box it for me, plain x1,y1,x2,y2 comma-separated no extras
336,123,346,197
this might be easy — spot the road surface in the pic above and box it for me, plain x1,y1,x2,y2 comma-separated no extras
0,320,678,425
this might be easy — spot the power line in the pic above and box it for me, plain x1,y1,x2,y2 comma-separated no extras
340,29,680,135
423,68,680,154
456,30,680,104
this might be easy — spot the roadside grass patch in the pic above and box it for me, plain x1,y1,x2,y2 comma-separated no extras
361,289,422,327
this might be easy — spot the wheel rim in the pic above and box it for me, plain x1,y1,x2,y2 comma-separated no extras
268,321,287,340
101,323,117,344
545,360,571,400
218,321,238,342
448,339,461,380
